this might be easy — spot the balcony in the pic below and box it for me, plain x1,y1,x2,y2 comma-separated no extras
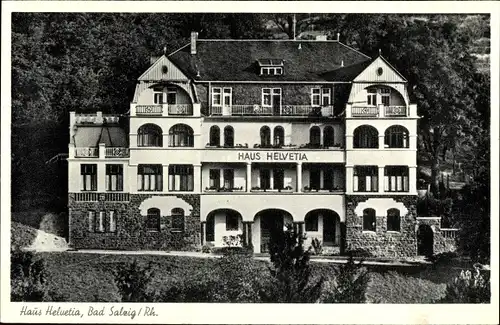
202,147,345,163
136,105,163,116
75,147,99,158
210,105,334,117
105,147,130,158
349,105,410,118
167,104,193,116
74,113,120,125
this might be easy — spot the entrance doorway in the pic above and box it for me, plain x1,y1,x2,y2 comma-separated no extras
257,209,290,253
417,224,434,256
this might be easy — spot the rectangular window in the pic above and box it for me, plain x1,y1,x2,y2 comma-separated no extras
354,166,378,192
311,88,321,106
223,169,234,189
167,87,177,105
153,87,164,104
261,67,283,76
209,169,220,189
137,164,163,191
168,165,194,191
273,168,284,190
223,88,232,107
310,168,321,190
380,88,391,106
97,211,105,233
262,88,272,106
212,88,222,106
88,211,95,232
384,166,409,192
322,88,331,106
323,166,334,190
109,211,117,233
81,164,97,191
106,164,123,191
367,88,377,106
226,213,239,231
260,169,270,189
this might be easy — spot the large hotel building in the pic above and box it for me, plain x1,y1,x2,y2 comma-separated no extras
67,33,453,257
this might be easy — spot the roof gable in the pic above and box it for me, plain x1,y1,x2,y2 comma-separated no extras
353,56,407,83
138,55,188,81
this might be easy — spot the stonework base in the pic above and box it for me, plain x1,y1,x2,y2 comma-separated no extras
68,193,200,251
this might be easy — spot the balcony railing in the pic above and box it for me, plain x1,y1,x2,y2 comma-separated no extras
385,106,407,117
105,147,130,158
210,105,334,117
74,192,130,202
136,105,163,115
441,228,459,239
75,114,119,124
168,104,193,115
351,106,379,117
75,147,99,158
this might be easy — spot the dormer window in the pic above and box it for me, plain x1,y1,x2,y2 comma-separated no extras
258,59,284,76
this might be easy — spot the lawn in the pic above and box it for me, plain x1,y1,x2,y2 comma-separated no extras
34,252,454,303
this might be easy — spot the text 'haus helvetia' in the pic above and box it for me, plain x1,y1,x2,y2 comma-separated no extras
68,32,453,257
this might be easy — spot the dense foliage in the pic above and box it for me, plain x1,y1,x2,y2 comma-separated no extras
113,259,156,302
440,266,490,303
11,250,50,301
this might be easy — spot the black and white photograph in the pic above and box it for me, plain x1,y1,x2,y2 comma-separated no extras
1,1,498,324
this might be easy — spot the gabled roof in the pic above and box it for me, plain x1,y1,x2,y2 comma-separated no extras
353,55,407,83
168,40,371,82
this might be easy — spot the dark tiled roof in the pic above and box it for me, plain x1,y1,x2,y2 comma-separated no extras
320,59,374,81
169,40,371,82
73,126,128,147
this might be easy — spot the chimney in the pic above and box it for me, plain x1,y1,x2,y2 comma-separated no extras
190,31,198,55
337,33,340,41
316,35,327,41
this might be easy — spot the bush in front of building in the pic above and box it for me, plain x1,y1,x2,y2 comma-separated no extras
11,250,51,301
321,255,370,303
113,259,156,302
439,265,490,303
264,225,324,303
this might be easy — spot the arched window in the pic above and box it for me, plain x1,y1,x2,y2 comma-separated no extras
273,126,284,147
323,126,335,147
387,208,401,232
209,126,220,147
146,208,160,231
363,208,376,232
310,126,321,148
353,125,379,148
138,124,162,147
224,126,234,147
169,124,194,147
385,125,409,148
171,208,185,232
260,126,271,147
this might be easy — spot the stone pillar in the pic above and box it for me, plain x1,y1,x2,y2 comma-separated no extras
201,222,206,246
270,170,274,189
246,162,252,192
99,143,106,159
345,166,353,194
409,166,417,194
296,162,302,192
244,222,254,249
320,169,324,189
194,164,202,193
219,168,224,190
163,164,169,192
378,166,385,193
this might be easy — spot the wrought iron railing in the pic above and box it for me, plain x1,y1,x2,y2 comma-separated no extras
168,104,193,115
385,106,407,117
105,147,130,158
441,228,459,239
136,105,163,115
74,192,130,202
351,106,379,117
210,105,334,116
75,147,99,158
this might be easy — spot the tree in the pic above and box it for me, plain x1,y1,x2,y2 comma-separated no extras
11,250,50,301
322,255,369,303
264,224,323,303
113,260,156,302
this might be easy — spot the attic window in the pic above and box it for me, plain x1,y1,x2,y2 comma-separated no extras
258,59,284,76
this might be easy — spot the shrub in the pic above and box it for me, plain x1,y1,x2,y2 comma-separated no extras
265,224,323,303
113,259,156,302
11,250,50,301
439,265,490,303
311,238,323,255
201,245,212,254
322,255,369,303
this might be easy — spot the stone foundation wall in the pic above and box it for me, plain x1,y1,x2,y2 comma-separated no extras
345,195,418,258
69,193,200,251
417,218,457,255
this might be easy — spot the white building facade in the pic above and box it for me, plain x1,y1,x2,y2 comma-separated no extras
67,34,451,257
